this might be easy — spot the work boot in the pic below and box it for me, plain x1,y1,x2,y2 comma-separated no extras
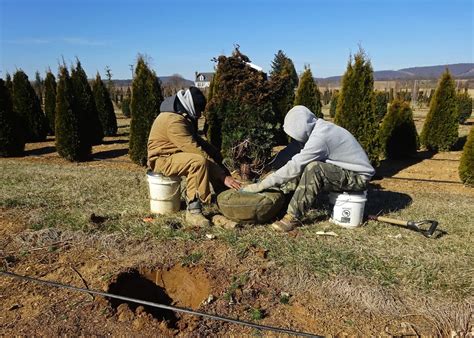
270,214,300,232
186,198,210,227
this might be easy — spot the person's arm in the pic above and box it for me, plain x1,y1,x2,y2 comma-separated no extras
196,135,224,164
167,118,210,159
243,136,328,192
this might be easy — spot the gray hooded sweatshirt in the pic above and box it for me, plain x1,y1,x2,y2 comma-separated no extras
258,106,375,190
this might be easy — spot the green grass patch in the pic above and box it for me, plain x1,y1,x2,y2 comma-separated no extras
1,158,473,301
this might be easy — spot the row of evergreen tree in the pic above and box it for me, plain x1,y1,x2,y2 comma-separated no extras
1,60,117,160
1,50,472,185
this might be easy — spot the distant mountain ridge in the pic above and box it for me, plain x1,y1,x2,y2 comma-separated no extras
317,63,474,83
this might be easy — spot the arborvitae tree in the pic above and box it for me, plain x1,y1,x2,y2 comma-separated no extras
378,100,418,159
129,55,163,166
0,79,25,156
12,70,47,142
374,90,388,122
92,73,117,136
55,66,91,161
34,71,44,105
269,50,298,144
459,126,473,186
334,49,380,164
329,91,339,118
322,88,331,105
43,70,57,135
206,48,278,178
457,91,472,124
294,67,323,118
420,70,459,151
121,87,131,117
71,60,103,145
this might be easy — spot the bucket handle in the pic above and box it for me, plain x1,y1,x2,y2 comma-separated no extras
150,183,181,201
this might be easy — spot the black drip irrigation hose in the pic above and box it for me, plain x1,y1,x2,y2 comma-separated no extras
1,271,321,337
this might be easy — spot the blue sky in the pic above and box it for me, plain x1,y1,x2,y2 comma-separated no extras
1,0,473,81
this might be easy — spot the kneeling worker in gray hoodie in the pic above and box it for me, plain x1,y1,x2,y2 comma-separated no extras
241,105,375,231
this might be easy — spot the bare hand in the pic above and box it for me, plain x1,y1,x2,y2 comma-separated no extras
224,176,242,190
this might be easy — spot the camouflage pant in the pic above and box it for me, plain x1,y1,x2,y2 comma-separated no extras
287,161,369,218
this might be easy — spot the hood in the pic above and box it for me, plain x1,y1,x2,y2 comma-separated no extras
283,105,317,143
160,95,177,113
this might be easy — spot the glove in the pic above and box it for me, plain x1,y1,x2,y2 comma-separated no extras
241,183,264,193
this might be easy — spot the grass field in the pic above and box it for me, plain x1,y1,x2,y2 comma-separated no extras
1,110,473,335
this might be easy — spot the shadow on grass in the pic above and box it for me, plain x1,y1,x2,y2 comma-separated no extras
452,135,468,151
374,150,434,179
93,148,128,160
101,139,129,145
25,146,56,156
366,186,413,216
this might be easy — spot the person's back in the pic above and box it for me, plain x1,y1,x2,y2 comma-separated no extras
146,87,240,227
242,105,374,231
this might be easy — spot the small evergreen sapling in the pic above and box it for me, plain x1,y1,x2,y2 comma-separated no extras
55,66,91,161
12,70,47,142
92,73,117,136
44,70,57,135
294,67,323,118
420,70,459,151
71,60,103,145
378,100,418,159
456,91,472,124
459,126,473,186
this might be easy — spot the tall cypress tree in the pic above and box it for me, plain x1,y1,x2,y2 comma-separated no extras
12,70,47,142
374,90,388,122
378,99,418,159
335,49,380,164
269,51,298,144
329,91,339,118
71,60,103,146
44,70,57,135
420,70,459,151
129,55,163,166
459,126,473,186
206,48,277,178
294,67,323,118
55,65,91,161
0,79,25,156
92,73,117,136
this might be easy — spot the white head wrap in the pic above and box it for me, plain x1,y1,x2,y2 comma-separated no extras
176,89,197,119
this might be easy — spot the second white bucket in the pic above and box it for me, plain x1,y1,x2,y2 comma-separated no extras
146,172,181,214
329,191,367,228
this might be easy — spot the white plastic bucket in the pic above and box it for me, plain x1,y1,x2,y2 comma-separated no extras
146,172,181,214
329,191,367,228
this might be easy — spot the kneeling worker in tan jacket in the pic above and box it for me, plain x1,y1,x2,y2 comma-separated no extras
147,87,241,227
